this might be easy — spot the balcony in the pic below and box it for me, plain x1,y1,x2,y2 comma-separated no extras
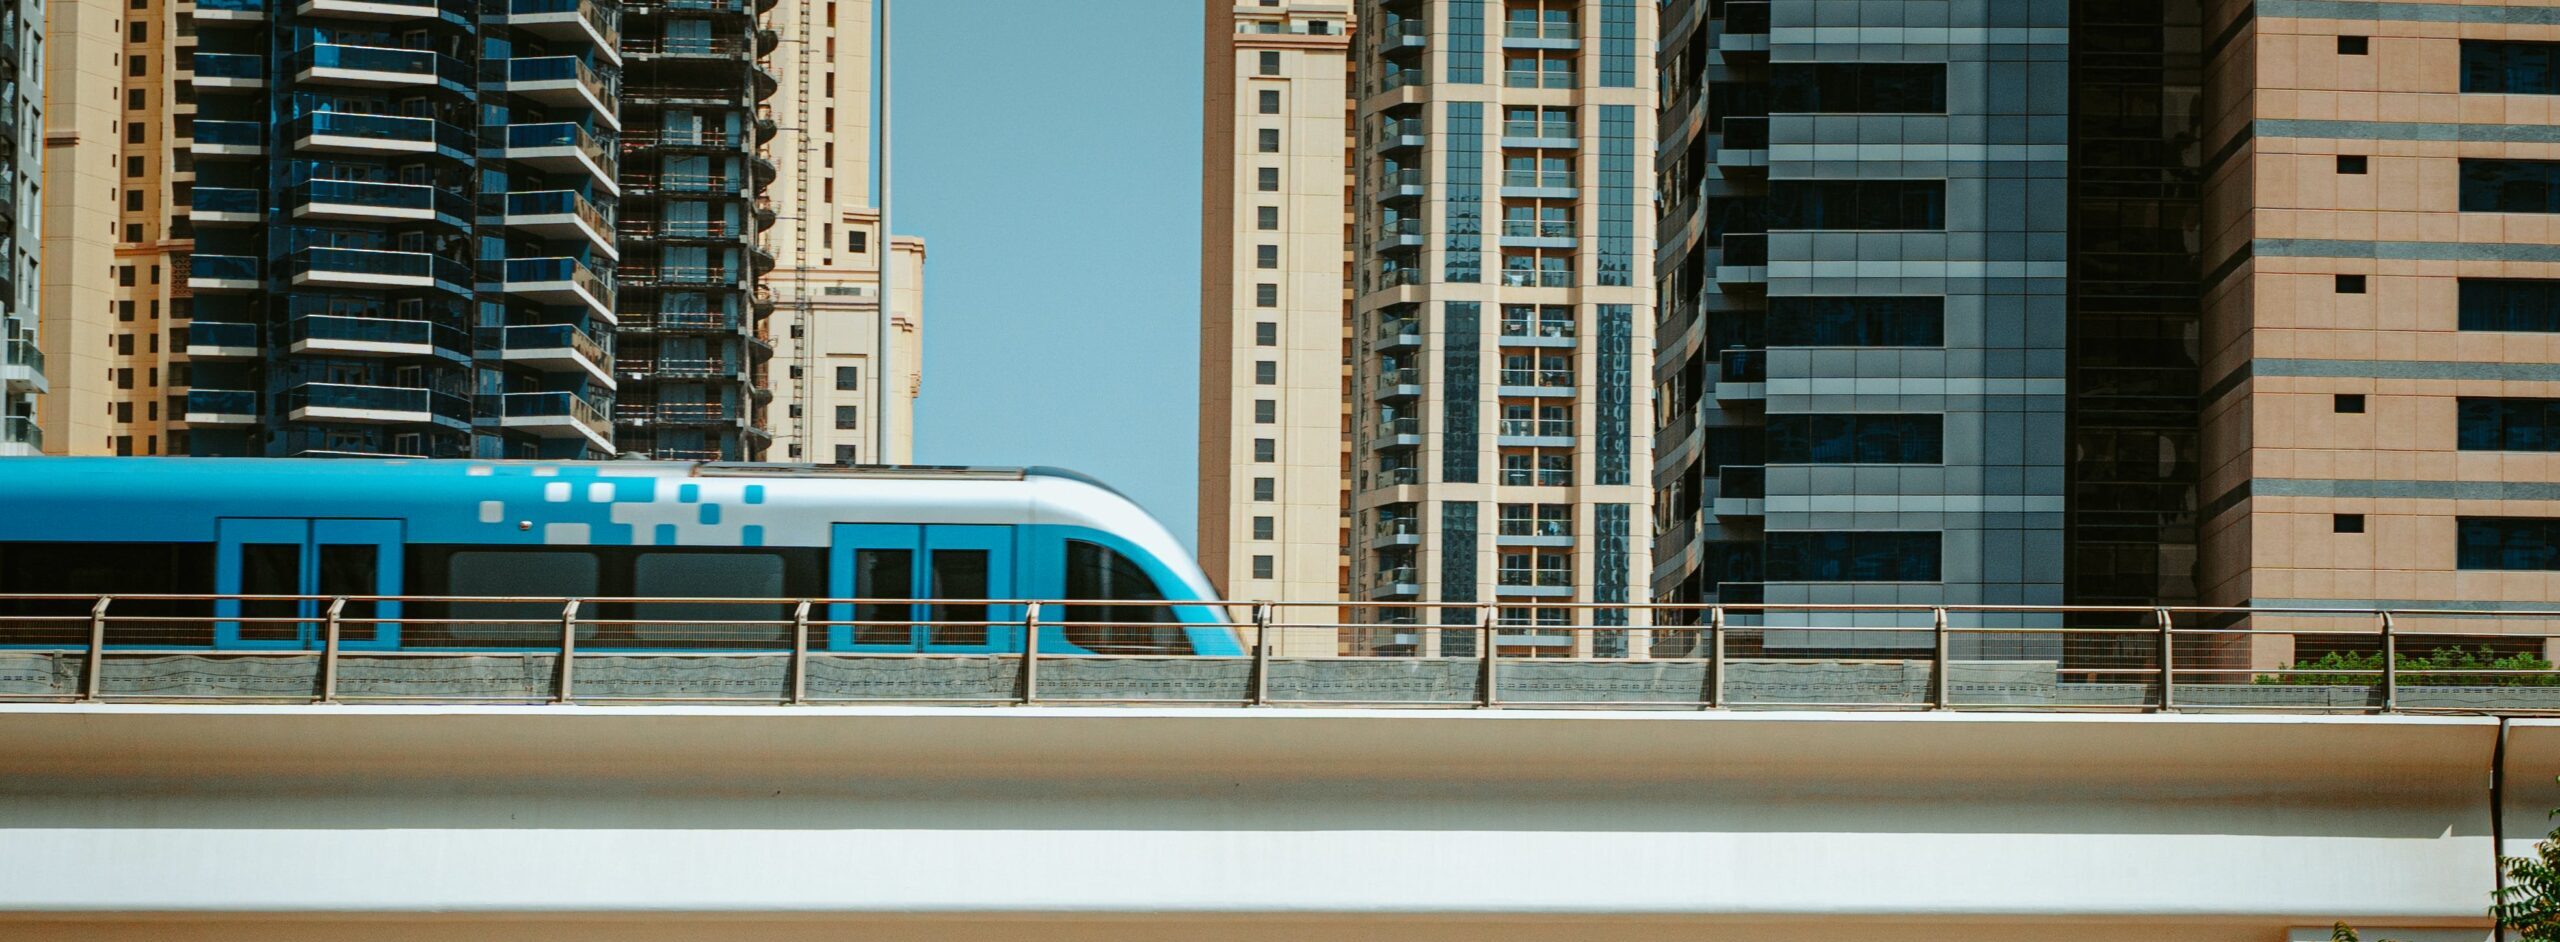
504,190,618,258
1503,67,1575,90
1500,119,1576,148
1374,367,1421,399
504,123,618,194
1372,415,1422,450
291,179,468,224
499,391,614,452
1374,266,1423,292
1498,172,1576,199
619,264,736,289
1374,66,1424,95
184,321,261,359
502,257,617,322
1502,15,1578,49
508,0,623,62
1368,566,1421,599
616,402,729,427
1374,515,1422,548
197,0,265,22
1495,567,1575,597
1496,519,1575,548
193,187,260,226
0,415,36,455
285,383,471,427
288,314,468,359
188,254,260,291
1496,217,1576,249
496,323,616,389
1498,266,1575,289
1371,116,1425,153
505,56,620,129
1376,16,1424,51
1497,418,1574,447
290,111,470,157
622,357,729,381
3,336,42,394
193,120,263,156
1714,465,1768,519
184,390,260,426
1499,316,1577,347
193,52,265,89
1375,464,1421,488
1374,168,1425,202
291,44,468,88
1716,348,1768,401
622,310,734,334
297,0,449,21
1498,369,1575,397
1371,217,1424,255
289,247,471,295
1371,316,1421,351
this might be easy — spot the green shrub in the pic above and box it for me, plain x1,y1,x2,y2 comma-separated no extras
2257,646,2560,687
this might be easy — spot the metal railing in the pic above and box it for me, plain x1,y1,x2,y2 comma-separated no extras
9,598,2554,712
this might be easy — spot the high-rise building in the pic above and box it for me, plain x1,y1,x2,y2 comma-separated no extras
614,0,779,460
172,0,623,459
0,0,37,457
763,0,922,466
1652,0,2071,651
1347,0,1657,653
1200,0,1355,645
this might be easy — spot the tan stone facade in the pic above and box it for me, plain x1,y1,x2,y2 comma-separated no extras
763,0,921,465
2200,0,2560,648
1200,0,1357,650
37,0,147,458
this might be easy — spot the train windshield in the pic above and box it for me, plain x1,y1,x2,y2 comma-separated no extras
1061,539,1184,654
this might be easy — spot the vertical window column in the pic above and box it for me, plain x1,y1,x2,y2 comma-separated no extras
1445,102,1483,283
1443,302,1481,482
1441,501,1479,654
1446,0,1485,83
1597,304,1632,485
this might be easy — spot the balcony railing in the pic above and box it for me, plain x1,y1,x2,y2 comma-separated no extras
295,178,472,221
1502,119,1576,141
1501,171,1574,189
196,0,265,17
1373,217,1424,245
1371,116,1425,147
507,56,619,120
284,383,472,424
509,0,622,46
1375,267,1423,290
1501,317,1577,340
1376,367,1421,391
293,111,472,153
648,174,742,195
292,43,472,86
193,120,263,150
1500,418,1574,438
619,264,735,287
1504,67,1575,89
5,336,40,374
293,247,472,289
506,122,615,169
1498,519,1573,539
1503,16,1575,40
0,415,36,451
291,314,469,354
1499,267,1574,288
1497,567,1574,588
187,322,259,352
1373,317,1421,342
502,324,611,368
193,52,264,84
189,254,261,285
1376,67,1424,93
505,190,615,234
504,257,617,305
1719,348,1768,384
193,187,260,218
1376,16,1425,46
1375,516,1421,540
1501,219,1575,238
1377,168,1425,192
626,310,734,332
1375,415,1420,439
502,391,612,436
1499,369,1574,388
632,357,728,378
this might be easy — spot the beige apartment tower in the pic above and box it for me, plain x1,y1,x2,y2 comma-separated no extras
1200,0,1356,638
764,0,922,465
2199,0,2560,651
38,0,156,457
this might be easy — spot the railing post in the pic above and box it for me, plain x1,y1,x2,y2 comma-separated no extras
318,597,346,704
789,599,811,705
555,599,580,704
1706,605,1725,709
1019,601,1041,705
80,596,111,701
1479,603,1499,708
2379,611,2398,714
1250,602,1273,706
2155,607,2175,713
1930,607,1951,710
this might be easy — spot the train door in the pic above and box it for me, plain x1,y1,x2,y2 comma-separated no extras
214,518,402,649
829,524,1014,652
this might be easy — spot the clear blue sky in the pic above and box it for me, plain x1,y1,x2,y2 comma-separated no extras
895,1,1207,546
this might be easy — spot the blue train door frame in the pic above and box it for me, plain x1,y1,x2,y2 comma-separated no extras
828,524,1015,652
214,518,403,649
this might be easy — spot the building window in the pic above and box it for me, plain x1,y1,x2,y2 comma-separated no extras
1255,399,1276,423
1256,322,1278,346
1765,531,1943,582
848,230,868,253
1769,63,1947,114
2339,155,2368,174
2465,40,2560,94
1446,0,1484,82
1254,438,1276,462
1255,283,1278,307
1256,245,1278,268
2461,278,2560,331
835,365,860,390
1256,206,1279,230
1258,89,1280,114
1255,361,1277,385
2338,35,2368,55
1766,296,1944,346
1257,167,1280,191
1251,555,1274,579
835,405,860,430
834,445,860,465
2335,394,2366,414
1257,128,1280,153
1767,180,1947,230
1253,477,1275,501
1258,50,1281,75
1766,414,1943,464
2460,159,2560,213
2334,514,2366,534
2336,274,2366,293
1252,516,1274,540
2458,398,2560,451
2459,517,2560,570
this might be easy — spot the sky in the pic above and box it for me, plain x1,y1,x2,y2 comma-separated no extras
895,1,1208,546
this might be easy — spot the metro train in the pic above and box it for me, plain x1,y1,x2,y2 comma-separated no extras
0,459,1242,655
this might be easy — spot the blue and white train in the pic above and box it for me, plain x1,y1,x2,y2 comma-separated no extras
0,459,1240,655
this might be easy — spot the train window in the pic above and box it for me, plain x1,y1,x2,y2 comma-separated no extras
238,544,304,642
317,544,379,639
1062,540,1185,655
853,549,914,645
631,553,787,644
930,549,990,645
445,551,598,642
0,542,215,645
